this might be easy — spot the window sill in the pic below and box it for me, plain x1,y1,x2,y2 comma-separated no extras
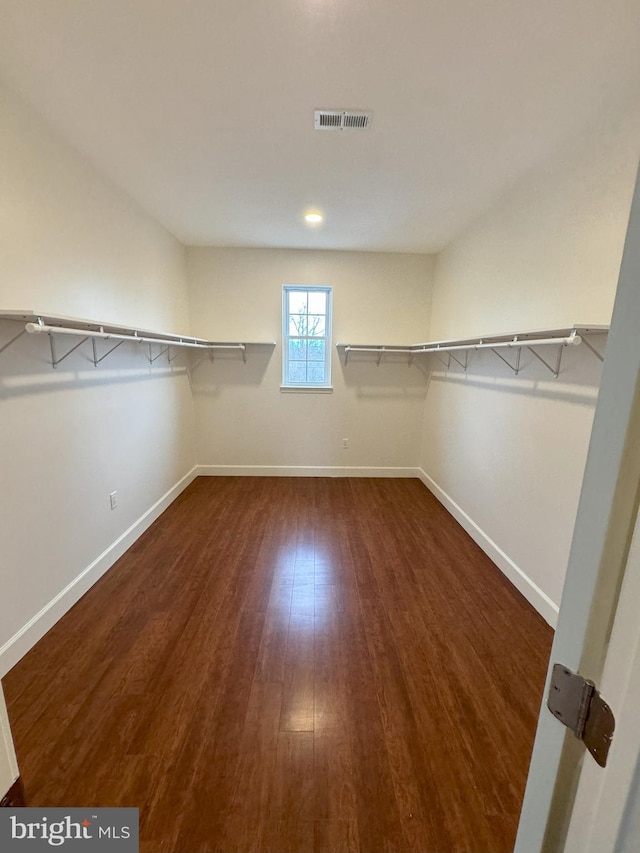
280,385,334,394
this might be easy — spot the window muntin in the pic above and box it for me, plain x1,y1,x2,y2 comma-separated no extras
282,285,332,388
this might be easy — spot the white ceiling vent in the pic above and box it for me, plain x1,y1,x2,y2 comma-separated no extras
314,110,372,131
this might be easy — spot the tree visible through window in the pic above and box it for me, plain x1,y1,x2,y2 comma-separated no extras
282,285,332,387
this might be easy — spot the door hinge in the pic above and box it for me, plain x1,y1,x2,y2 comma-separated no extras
547,663,615,767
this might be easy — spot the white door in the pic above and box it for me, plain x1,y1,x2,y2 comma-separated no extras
564,508,640,852
515,161,640,852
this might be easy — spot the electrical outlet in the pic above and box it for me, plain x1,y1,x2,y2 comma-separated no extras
342,438,349,448
109,491,118,510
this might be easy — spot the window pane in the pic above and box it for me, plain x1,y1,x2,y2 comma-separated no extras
306,315,326,336
283,284,331,387
289,339,307,361
289,315,308,336
308,339,325,361
288,362,306,383
288,291,307,314
307,365,326,383
308,291,326,314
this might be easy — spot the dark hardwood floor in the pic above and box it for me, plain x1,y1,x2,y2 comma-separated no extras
3,477,553,853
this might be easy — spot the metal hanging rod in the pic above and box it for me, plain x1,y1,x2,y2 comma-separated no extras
414,332,581,376
25,322,245,351
338,325,608,377
344,346,414,365
342,333,581,361
23,321,250,368
345,347,414,354
410,332,582,354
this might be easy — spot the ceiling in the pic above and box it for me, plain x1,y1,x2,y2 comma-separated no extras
1,0,639,253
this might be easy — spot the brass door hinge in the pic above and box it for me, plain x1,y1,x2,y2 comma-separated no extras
547,663,615,767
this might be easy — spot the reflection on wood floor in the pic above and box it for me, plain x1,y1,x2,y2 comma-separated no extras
4,477,553,852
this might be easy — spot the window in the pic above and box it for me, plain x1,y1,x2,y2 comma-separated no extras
282,285,332,389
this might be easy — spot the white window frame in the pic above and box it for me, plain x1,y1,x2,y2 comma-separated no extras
281,285,333,391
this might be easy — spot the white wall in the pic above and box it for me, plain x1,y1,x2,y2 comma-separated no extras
421,104,640,622
187,247,434,473
0,82,197,676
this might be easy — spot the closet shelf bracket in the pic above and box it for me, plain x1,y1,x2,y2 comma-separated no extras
0,327,27,356
50,333,89,369
581,335,606,363
150,345,171,363
92,337,124,366
449,350,469,371
527,343,564,378
490,341,521,375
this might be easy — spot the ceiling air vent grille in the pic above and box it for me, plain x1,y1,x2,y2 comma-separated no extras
314,110,372,131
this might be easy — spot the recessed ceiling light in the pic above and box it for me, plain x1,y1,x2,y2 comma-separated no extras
304,212,323,225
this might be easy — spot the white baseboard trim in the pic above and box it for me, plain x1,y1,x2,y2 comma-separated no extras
0,686,19,786
0,466,199,678
1,463,556,677
197,465,420,478
417,468,559,628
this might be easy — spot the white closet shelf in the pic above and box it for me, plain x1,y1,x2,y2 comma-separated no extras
337,325,609,377
0,310,276,368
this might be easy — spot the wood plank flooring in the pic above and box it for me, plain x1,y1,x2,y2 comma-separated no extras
3,477,553,853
